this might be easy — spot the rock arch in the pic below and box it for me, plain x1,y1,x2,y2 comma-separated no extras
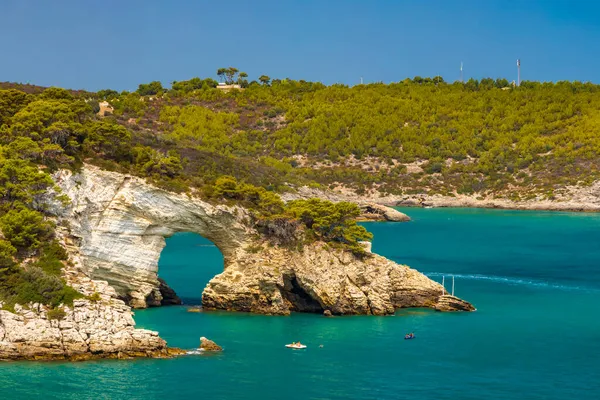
53,165,474,315
53,165,250,308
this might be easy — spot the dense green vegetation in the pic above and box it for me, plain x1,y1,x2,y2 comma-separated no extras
206,176,371,255
0,88,91,309
1,72,600,306
93,72,600,201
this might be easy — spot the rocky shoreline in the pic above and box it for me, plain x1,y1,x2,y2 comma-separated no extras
202,241,475,315
356,203,411,222
282,181,600,213
0,166,475,361
0,298,184,361
0,252,185,361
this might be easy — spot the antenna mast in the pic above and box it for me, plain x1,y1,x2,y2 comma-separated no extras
517,59,521,86
460,62,463,83
441,276,445,295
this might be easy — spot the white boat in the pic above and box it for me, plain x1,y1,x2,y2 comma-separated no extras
285,343,307,349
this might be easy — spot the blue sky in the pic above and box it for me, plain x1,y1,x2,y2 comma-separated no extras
2,0,600,91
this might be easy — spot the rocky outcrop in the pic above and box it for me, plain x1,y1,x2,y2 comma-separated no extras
0,166,474,361
158,278,182,305
0,218,187,361
0,279,183,361
48,165,472,316
433,295,476,312
358,203,411,222
202,242,467,315
199,337,222,351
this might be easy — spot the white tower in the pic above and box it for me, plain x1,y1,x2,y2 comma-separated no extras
517,59,521,86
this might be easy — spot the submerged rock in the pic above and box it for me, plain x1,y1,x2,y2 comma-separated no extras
323,310,333,317
199,337,222,351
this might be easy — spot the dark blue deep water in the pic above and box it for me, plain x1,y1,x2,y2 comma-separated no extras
1,208,599,399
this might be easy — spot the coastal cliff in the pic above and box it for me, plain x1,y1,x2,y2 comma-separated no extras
51,165,252,309
203,242,471,315
0,165,473,360
0,267,180,361
49,166,472,315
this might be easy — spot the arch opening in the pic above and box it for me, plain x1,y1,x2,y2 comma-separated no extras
155,232,224,306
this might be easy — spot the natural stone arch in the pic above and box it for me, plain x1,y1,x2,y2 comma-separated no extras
53,165,474,315
54,165,251,308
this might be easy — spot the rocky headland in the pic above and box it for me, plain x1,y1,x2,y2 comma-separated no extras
0,165,473,360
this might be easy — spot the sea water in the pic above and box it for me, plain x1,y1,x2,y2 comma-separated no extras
1,208,599,399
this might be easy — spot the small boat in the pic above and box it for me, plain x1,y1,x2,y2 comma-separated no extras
285,343,307,349
404,334,416,340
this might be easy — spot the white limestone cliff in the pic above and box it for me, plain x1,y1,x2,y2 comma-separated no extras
51,165,251,308
51,165,472,315
0,272,181,361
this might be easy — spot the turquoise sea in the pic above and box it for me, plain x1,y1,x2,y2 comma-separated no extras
2,208,600,399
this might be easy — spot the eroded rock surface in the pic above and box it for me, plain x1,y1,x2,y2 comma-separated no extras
199,337,222,351
0,166,473,360
358,204,411,222
433,295,476,312
50,165,472,315
0,279,180,361
203,242,469,315
51,165,251,308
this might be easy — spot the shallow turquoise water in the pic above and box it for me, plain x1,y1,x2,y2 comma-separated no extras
2,208,600,399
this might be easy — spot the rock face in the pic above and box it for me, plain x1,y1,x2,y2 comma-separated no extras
199,337,222,351
202,242,464,315
51,165,251,309
158,278,182,306
358,203,411,222
0,279,180,361
49,165,472,316
0,166,474,360
433,295,476,312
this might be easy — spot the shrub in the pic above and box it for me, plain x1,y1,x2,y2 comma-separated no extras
87,292,102,302
284,199,373,256
31,240,68,276
0,237,16,262
0,208,54,251
47,307,67,320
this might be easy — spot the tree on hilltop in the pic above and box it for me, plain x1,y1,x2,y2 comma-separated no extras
217,67,242,85
259,75,271,86
238,72,249,88
136,81,163,96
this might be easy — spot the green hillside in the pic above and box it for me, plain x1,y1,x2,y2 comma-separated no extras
101,75,600,200
1,75,600,307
